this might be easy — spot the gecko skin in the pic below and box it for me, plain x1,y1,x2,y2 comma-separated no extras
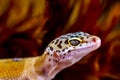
0,32,101,80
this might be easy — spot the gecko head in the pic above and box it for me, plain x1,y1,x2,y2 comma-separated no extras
44,32,101,66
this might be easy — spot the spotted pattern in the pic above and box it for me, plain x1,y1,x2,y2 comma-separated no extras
45,31,100,62
57,41,62,48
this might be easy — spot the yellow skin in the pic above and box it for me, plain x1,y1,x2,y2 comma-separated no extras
0,59,25,78
0,57,38,80
0,32,101,80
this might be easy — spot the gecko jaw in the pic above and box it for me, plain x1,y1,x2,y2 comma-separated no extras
59,36,101,63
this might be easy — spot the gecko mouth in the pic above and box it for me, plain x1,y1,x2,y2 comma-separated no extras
81,41,101,52
59,42,101,66
65,41,101,60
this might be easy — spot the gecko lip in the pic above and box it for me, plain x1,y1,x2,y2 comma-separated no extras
65,41,101,59
81,40,101,51
59,42,101,64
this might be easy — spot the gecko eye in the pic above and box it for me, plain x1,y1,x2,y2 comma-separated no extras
68,38,82,46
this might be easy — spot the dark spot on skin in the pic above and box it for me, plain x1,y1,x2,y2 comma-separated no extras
63,57,65,59
74,36,79,38
85,41,88,43
68,50,71,53
46,52,50,55
80,37,84,40
70,36,74,38
86,36,89,38
70,36,79,38
62,49,65,52
56,50,60,53
79,44,82,46
87,35,92,38
51,54,52,56
49,46,53,51
57,41,62,48
53,59,58,63
64,39,68,44
55,39,59,44
49,58,51,61
78,33,82,35
63,53,66,55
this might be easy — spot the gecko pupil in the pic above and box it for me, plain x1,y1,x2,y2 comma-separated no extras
69,39,81,46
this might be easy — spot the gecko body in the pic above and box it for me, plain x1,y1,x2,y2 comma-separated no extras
0,32,101,80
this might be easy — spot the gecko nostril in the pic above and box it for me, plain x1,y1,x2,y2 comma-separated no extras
92,37,96,42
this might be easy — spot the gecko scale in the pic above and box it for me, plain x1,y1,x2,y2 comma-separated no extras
0,32,101,80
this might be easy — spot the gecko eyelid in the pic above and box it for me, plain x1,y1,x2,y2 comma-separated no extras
68,38,83,46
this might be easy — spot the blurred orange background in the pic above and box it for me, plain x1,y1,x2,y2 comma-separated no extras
0,0,120,80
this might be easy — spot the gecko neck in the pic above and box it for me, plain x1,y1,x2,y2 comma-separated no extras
34,53,62,80
34,51,92,80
